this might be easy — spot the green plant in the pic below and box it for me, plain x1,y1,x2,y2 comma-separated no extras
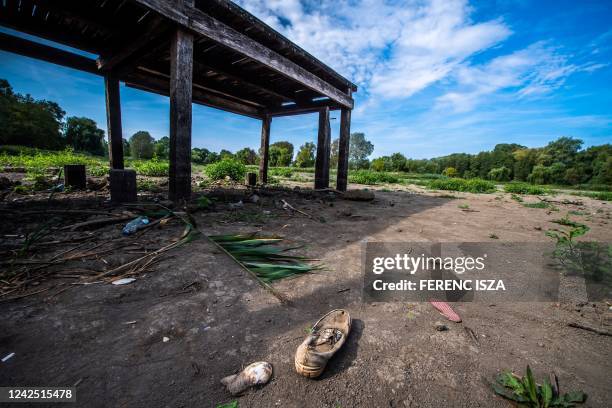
196,196,212,210
458,203,470,209
522,202,551,209
349,170,399,185
492,366,586,407
428,178,496,193
130,157,169,176
205,159,246,181
269,167,293,177
511,193,524,202
216,401,238,408
504,182,548,195
569,191,612,201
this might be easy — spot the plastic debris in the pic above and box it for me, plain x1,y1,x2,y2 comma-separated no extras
122,216,149,235
430,300,462,322
2,352,15,362
111,278,136,285
163,336,170,343
229,200,244,210
221,361,273,396
250,194,260,203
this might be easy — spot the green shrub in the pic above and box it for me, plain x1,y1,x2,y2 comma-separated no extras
428,178,496,193
349,170,399,185
522,201,551,209
442,167,459,177
205,159,246,181
504,182,548,195
269,167,293,177
130,157,169,176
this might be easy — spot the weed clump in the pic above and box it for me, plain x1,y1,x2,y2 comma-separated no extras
349,170,399,185
428,178,496,193
205,159,246,181
504,182,548,195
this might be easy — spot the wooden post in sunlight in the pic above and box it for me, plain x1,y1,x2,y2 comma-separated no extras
104,74,124,170
259,114,271,184
315,106,331,189
336,107,351,191
168,25,193,202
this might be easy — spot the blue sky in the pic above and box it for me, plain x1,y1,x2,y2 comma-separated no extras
1,0,611,158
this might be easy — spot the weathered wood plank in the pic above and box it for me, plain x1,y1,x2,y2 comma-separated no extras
168,28,194,202
124,72,263,118
336,108,352,191
104,75,125,170
314,107,331,189
132,0,353,108
259,115,272,184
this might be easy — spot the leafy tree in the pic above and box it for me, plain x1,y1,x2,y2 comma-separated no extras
192,147,218,165
129,131,155,159
65,117,105,155
0,78,66,149
330,138,339,168
295,142,316,168
122,138,130,157
488,166,511,181
154,136,169,159
349,132,374,169
371,156,392,172
235,147,259,165
390,153,407,171
219,149,234,160
270,141,294,161
442,167,459,177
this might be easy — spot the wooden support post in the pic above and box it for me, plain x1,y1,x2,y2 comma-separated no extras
64,165,86,190
104,75,124,170
168,26,194,202
245,172,257,186
315,106,331,189
259,115,271,184
110,169,137,203
336,107,352,191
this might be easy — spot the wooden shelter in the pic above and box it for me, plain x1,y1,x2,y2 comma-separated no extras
0,0,357,200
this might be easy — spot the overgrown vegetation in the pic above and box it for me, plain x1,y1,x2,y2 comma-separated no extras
504,182,549,195
427,177,496,193
204,159,246,181
349,170,400,185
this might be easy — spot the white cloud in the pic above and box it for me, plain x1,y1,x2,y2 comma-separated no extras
235,0,511,99
436,42,605,112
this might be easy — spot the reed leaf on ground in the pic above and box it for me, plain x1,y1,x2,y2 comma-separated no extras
208,234,320,283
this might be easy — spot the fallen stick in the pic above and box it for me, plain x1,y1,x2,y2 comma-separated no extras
280,199,313,219
0,209,117,217
60,216,132,231
568,322,611,336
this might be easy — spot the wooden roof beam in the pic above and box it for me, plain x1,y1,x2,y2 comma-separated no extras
96,17,167,72
131,0,354,108
0,32,99,75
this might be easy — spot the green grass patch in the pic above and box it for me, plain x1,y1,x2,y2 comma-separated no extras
522,201,551,209
504,182,548,195
428,178,496,193
349,170,400,185
569,191,612,201
129,158,169,176
269,167,294,177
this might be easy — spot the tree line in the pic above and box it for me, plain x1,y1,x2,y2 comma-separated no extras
370,138,611,186
1,78,608,185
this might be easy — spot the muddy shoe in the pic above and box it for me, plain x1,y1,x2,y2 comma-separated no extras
221,361,273,396
295,309,351,378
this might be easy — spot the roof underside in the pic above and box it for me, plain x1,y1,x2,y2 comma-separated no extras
0,0,356,119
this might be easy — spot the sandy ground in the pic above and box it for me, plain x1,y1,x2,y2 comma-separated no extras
1,178,611,408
